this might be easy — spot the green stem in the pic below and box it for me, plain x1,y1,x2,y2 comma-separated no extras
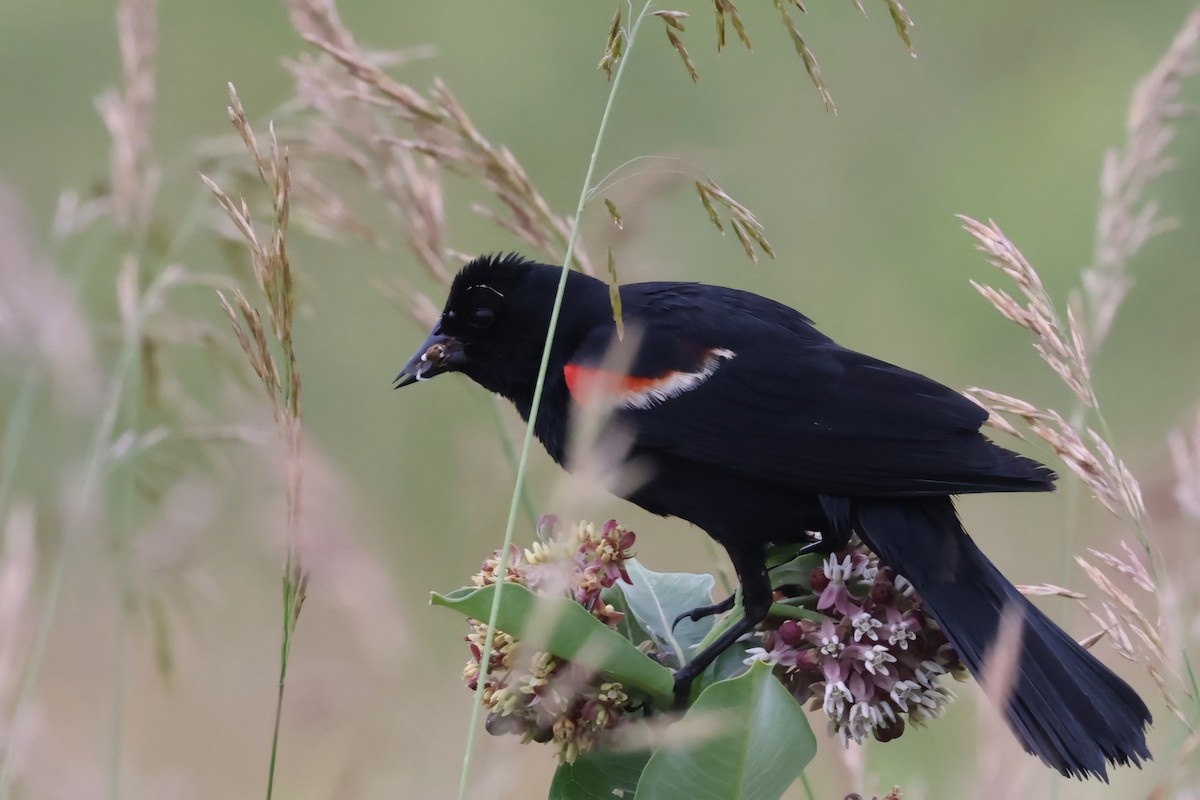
0,179,212,800
266,579,299,800
456,6,652,798
486,394,538,530
107,597,128,800
0,284,150,799
1185,652,1200,707
107,369,143,800
0,369,42,514
799,771,815,800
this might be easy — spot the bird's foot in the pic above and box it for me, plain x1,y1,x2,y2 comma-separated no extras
671,594,736,632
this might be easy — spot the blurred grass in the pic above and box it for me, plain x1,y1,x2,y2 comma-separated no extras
0,1,1198,797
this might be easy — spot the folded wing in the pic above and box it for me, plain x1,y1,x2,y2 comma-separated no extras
567,285,1054,497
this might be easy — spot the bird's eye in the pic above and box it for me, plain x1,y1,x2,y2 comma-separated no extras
471,308,494,329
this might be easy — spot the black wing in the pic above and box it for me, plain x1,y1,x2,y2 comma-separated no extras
567,282,1054,498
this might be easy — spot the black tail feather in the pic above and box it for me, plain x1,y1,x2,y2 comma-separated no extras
854,497,1152,780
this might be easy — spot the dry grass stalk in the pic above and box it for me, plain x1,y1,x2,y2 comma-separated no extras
1081,9,1200,352
279,0,784,342
598,8,626,81
959,216,1149,525
655,9,689,30
960,217,1096,407
1089,541,1154,592
281,0,592,287
958,218,1179,709
1074,548,1191,723
881,1,916,57
603,197,623,230
203,82,305,555
713,0,753,52
95,0,160,236
1015,583,1086,599
202,88,309,791
959,15,1200,729
659,13,700,83
965,388,1141,519
710,0,916,112
0,6,259,791
695,178,775,262
607,246,624,342
774,0,836,113
268,0,851,336
90,0,254,417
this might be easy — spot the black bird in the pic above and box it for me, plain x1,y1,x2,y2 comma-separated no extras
394,254,1151,779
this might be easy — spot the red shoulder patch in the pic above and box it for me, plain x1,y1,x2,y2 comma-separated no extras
564,364,656,404
564,348,734,409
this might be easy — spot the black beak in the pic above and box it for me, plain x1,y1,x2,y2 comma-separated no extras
393,330,467,388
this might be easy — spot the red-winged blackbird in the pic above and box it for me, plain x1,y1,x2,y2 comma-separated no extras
395,254,1151,779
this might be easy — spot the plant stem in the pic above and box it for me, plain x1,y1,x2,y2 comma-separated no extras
0,369,42,514
456,5,652,798
266,575,300,800
107,595,128,800
0,266,156,798
800,771,816,800
107,363,144,800
486,394,538,530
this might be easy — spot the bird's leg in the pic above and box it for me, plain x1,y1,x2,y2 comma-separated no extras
671,546,810,632
670,593,736,632
672,543,772,709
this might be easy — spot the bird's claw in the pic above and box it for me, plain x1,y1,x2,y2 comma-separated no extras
670,595,737,632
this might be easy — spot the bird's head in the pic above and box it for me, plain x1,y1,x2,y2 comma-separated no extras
393,253,606,403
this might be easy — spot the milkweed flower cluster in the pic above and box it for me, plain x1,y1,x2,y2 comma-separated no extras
461,517,638,763
457,519,960,761
744,543,965,745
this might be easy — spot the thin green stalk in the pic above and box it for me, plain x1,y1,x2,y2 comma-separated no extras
107,595,128,800
0,261,172,799
101,186,211,800
0,174,212,799
487,394,538,531
0,319,144,799
1185,654,1200,708
799,771,815,800
106,401,141,800
457,5,652,798
106,323,147,800
266,573,301,800
0,370,42,514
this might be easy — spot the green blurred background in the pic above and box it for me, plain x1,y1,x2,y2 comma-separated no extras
1,1,1198,797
